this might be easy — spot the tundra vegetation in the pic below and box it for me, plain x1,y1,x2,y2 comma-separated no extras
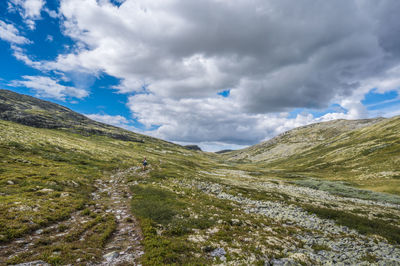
0,91,399,265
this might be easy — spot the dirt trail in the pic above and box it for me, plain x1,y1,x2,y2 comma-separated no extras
93,167,144,265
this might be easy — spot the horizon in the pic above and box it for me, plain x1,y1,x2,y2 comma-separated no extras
1,0,400,152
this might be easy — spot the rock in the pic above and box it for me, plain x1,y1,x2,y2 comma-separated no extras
14,261,50,266
270,258,297,265
184,145,202,151
7,180,14,185
104,251,119,262
39,188,54,193
230,218,241,226
210,247,226,257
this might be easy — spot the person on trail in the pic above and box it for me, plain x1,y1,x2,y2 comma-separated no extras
142,157,148,170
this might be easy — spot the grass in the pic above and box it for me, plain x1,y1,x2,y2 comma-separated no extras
131,185,186,225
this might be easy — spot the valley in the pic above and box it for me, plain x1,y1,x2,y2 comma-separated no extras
0,90,399,265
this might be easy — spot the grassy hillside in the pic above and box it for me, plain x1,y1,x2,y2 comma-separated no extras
0,89,147,142
229,116,400,195
0,119,222,264
224,118,383,163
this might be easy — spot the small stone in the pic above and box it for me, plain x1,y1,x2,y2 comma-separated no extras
7,180,14,185
39,188,54,193
14,261,50,266
104,251,119,262
230,218,241,226
210,248,226,257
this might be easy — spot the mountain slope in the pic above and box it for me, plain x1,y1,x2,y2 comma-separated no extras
0,89,147,142
224,117,384,163
225,116,400,194
266,116,400,189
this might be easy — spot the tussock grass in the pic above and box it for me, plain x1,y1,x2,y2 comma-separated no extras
131,185,186,225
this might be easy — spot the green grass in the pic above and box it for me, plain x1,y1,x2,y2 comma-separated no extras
131,185,186,225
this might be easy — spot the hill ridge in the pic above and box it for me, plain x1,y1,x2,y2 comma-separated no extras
0,89,146,143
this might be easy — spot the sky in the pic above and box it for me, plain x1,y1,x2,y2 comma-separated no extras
1,0,400,152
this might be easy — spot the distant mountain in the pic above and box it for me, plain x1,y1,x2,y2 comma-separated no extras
0,89,146,142
184,145,202,151
215,149,233,154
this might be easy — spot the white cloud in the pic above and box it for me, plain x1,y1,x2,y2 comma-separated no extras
85,113,143,132
176,141,248,153
10,75,89,101
0,20,30,44
127,93,348,146
8,0,45,30
85,113,129,127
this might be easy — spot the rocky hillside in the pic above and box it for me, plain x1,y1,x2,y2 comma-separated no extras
0,89,147,142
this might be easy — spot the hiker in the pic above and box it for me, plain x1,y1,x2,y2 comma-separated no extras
142,157,148,170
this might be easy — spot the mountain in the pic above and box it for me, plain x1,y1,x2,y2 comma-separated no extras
0,89,146,142
1,90,400,265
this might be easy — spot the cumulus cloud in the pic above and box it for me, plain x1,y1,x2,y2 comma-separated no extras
127,93,366,146
10,75,89,101
85,113,143,132
85,113,128,125
8,0,45,29
52,1,397,105
0,20,30,44
10,0,400,147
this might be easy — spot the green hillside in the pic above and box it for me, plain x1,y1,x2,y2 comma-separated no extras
225,116,400,195
0,118,223,264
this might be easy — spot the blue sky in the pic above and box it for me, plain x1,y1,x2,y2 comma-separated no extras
1,0,399,151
